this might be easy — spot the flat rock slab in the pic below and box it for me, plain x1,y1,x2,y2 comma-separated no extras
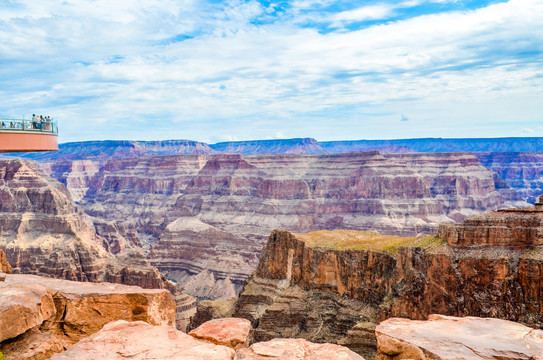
50,320,235,360
376,314,543,360
234,338,365,359
189,317,251,349
4,274,176,333
0,274,176,360
0,282,55,342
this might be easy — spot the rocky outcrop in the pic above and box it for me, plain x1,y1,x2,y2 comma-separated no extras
476,151,543,203
0,159,195,330
0,159,163,286
49,320,236,360
0,274,175,360
437,195,543,249
376,314,543,360
55,152,524,299
188,318,251,350
235,338,365,359
234,201,543,356
48,318,362,360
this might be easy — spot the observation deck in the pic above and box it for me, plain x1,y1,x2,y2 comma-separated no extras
0,117,58,152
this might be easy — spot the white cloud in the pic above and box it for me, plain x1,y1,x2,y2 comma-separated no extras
0,0,542,142
331,5,395,25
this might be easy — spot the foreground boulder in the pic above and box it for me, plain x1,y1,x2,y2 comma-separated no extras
376,314,543,360
50,320,235,360
48,317,363,360
189,318,251,350
0,274,175,360
235,338,365,359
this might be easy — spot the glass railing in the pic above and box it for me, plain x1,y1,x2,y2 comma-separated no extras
0,117,58,134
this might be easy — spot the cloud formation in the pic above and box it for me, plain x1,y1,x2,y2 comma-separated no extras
0,0,542,142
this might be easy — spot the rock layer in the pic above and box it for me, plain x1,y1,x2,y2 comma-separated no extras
189,318,251,350
0,159,166,288
235,338,365,360
476,151,543,204
234,202,543,356
376,314,543,360
0,274,175,360
49,320,235,360
49,152,524,298
0,159,196,330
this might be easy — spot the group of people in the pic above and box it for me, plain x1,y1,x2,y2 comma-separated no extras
0,114,55,131
31,114,53,130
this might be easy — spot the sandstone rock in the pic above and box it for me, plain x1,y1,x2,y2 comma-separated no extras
0,159,195,330
376,314,543,360
0,282,56,342
49,320,235,360
56,152,522,300
0,274,176,360
173,290,198,331
189,318,251,349
438,201,543,249
0,159,166,288
235,223,543,356
234,338,365,359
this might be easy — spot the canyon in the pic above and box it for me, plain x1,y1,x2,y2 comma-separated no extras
20,152,526,299
1,137,543,359
0,158,196,330
232,198,543,357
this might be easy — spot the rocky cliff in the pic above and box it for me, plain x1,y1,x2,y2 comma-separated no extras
0,273,176,360
59,152,524,298
376,315,543,360
233,200,543,356
476,151,543,203
0,159,162,285
0,159,196,329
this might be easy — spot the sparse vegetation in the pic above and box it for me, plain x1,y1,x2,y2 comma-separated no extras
296,230,444,254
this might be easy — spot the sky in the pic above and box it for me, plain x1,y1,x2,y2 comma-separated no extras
1,0,542,143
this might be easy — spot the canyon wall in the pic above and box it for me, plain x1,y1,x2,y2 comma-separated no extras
0,159,196,329
475,152,543,203
6,138,541,205
233,201,543,356
0,272,176,359
52,152,525,298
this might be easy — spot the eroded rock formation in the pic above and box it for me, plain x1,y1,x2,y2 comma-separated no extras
376,314,543,360
188,318,251,350
475,152,543,204
0,159,196,330
48,317,362,360
0,273,175,360
233,200,543,356
45,152,524,298
235,339,365,360
49,320,236,360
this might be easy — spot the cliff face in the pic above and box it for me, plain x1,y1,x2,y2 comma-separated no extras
58,152,524,298
0,159,112,282
475,152,543,204
0,273,176,360
234,202,543,356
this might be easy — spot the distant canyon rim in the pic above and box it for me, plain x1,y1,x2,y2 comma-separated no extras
0,137,541,300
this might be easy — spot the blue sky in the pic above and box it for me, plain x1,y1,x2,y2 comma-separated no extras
1,0,542,143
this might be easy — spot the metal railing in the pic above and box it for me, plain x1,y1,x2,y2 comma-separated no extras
0,117,58,134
